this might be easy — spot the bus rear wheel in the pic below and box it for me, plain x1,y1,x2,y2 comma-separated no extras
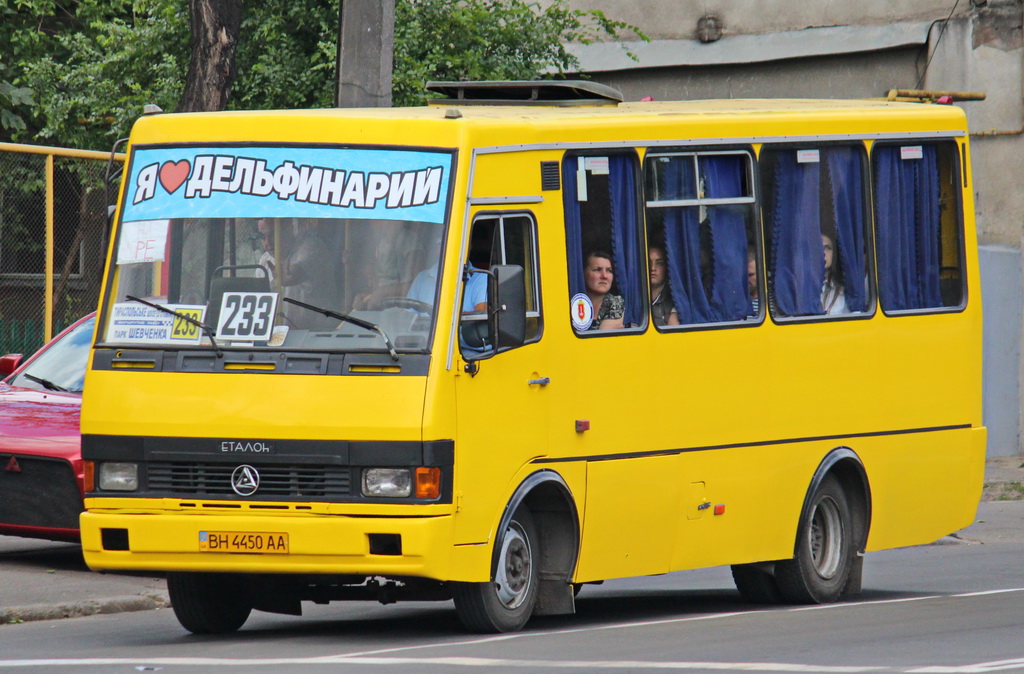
167,572,253,634
775,475,854,604
451,507,539,633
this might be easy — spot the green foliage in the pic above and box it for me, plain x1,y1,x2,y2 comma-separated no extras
232,1,338,110
3,0,188,149
1,62,35,133
393,0,640,107
3,0,643,149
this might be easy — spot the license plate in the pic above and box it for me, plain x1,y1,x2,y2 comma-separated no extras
199,531,289,554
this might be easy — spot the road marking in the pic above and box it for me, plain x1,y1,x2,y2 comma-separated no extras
4,656,1024,671
910,658,1024,673
0,588,1020,670
0,656,894,670
788,587,1024,612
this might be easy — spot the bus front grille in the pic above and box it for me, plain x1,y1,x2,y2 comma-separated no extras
147,462,352,498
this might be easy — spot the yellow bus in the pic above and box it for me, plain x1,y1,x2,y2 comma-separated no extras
80,81,985,634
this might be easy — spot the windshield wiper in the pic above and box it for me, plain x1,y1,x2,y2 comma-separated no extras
125,295,223,357
23,373,67,392
283,297,399,362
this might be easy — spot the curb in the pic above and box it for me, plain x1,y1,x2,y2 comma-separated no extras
0,593,169,625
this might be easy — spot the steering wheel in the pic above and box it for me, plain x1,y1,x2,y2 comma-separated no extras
371,297,433,314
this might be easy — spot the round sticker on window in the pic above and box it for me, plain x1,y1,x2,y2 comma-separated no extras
570,293,594,331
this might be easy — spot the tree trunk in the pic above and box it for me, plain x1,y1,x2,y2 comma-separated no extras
177,0,243,113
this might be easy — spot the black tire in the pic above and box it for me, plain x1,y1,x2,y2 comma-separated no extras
451,507,539,633
167,572,253,635
730,563,783,604
775,475,854,604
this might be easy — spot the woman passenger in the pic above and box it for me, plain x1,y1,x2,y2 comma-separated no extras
821,233,848,315
584,250,625,330
648,246,680,326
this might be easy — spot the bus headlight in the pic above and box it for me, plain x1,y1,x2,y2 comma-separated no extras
98,462,139,491
362,468,412,498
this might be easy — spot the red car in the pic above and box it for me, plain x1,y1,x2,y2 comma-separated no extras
0,313,95,542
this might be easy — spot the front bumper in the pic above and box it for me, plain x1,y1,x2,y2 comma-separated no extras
80,508,479,581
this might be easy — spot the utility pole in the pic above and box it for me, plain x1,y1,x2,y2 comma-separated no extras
335,0,395,108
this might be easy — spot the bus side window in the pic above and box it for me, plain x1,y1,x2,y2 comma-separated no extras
459,213,542,357
872,141,965,312
760,145,873,319
563,152,645,333
644,151,758,327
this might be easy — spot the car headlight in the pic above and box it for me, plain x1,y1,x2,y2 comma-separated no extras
99,462,139,491
362,468,412,498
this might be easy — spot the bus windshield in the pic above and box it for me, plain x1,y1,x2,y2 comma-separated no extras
100,144,454,354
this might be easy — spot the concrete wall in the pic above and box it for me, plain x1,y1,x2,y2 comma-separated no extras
583,48,919,102
981,246,1023,456
558,0,968,40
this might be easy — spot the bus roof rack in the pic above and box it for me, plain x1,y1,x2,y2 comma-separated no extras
426,80,624,107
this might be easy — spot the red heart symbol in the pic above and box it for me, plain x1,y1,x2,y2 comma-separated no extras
158,160,191,194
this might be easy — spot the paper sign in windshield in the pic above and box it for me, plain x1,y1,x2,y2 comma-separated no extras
107,303,206,344
117,220,169,264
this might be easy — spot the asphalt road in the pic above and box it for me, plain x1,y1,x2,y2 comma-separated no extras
0,504,1021,673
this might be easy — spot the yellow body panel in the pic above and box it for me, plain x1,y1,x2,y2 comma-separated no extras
82,369,427,441
82,97,984,591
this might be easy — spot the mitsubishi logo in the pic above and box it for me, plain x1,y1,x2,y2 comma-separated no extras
4,456,20,473
230,464,260,496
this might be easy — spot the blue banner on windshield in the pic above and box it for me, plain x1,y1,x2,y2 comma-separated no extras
121,145,453,224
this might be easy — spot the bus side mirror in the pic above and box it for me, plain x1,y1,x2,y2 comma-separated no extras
489,264,526,349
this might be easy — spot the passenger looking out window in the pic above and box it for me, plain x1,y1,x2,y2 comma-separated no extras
760,146,870,318
643,151,756,327
584,251,625,331
820,233,848,315
648,246,680,327
563,152,644,333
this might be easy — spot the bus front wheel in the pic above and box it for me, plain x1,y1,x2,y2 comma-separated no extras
775,475,854,604
167,572,253,634
451,507,539,633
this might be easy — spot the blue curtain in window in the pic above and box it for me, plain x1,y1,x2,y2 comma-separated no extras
562,156,586,299
608,155,643,327
703,156,751,320
827,148,868,312
770,152,825,315
874,146,942,310
662,159,715,324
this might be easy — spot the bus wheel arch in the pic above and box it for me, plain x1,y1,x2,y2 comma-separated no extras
776,447,872,604
451,469,580,633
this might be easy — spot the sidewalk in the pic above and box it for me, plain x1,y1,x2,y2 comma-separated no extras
981,455,1024,501
1,457,1022,625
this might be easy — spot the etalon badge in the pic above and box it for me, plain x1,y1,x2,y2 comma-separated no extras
231,464,260,496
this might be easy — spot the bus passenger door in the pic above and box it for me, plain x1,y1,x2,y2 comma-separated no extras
452,213,549,545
